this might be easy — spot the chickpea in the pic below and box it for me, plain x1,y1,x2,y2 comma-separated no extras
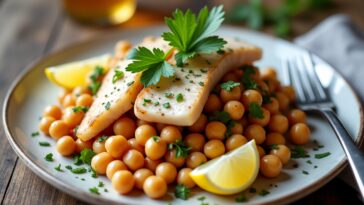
134,168,154,189
231,122,243,134
135,124,157,146
188,114,208,133
268,114,289,134
72,86,90,97
275,92,290,111
287,109,306,125
128,138,144,154
224,100,245,120
225,134,248,151
222,72,239,82
93,137,107,154
260,155,282,178
123,149,144,171
105,135,129,158
62,94,76,107
220,86,241,103
160,126,182,143
144,158,162,172
91,152,113,174
270,145,291,164
265,133,286,146
49,120,70,140
248,108,271,127
204,94,223,113
263,97,279,114
56,136,76,156
106,160,127,180
257,146,266,158
43,105,62,120
112,170,135,194
204,140,225,159
143,176,167,199
186,152,207,168
280,86,296,101
164,149,186,168
184,133,205,152
62,107,84,128
244,124,266,145
75,138,93,153
261,67,277,79
241,90,263,108
39,116,56,135
205,121,226,140
265,78,280,93
58,89,69,104
177,168,195,188
113,117,136,139
76,94,93,107
145,137,167,160
289,123,310,145
256,80,269,92
156,162,177,184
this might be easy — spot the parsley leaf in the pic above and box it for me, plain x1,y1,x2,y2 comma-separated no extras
112,69,124,83
168,140,191,158
79,149,96,165
39,141,51,147
89,66,104,81
72,106,89,113
162,6,226,66
221,80,240,92
88,81,101,96
176,93,184,102
54,164,63,172
240,65,258,89
44,153,54,162
175,184,191,200
291,146,310,158
248,102,264,119
98,135,108,142
126,47,175,87
314,152,331,159
235,194,248,202
71,167,87,174
31,131,40,137
89,187,100,195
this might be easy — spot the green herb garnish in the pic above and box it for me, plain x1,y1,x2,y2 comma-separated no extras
208,111,235,137
127,81,134,86
112,70,124,83
98,135,108,142
248,102,264,119
88,81,101,95
291,146,310,158
89,66,104,81
98,181,104,187
221,80,240,92
72,106,89,113
240,65,258,89
302,170,309,175
39,141,50,147
65,165,73,170
71,167,87,174
235,194,248,202
31,131,40,137
314,152,331,159
176,93,184,102
163,102,171,109
152,136,160,142
89,187,100,195
175,184,191,200
44,153,54,162
104,102,111,110
73,154,83,165
168,139,191,158
79,149,96,165
165,92,174,98
259,189,270,196
54,164,63,172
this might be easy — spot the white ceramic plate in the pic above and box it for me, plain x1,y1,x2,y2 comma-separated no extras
3,26,363,205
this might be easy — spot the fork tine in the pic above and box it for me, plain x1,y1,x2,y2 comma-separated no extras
302,52,328,101
294,55,316,102
286,57,306,103
281,56,291,85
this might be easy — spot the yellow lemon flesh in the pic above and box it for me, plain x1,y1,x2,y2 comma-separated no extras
190,140,259,195
45,54,111,89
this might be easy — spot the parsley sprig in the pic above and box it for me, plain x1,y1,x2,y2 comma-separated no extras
175,184,191,200
126,6,227,87
168,140,191,158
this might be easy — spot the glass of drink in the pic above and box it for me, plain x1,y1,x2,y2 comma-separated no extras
62,0,136,25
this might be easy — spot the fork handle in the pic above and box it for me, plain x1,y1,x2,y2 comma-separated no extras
321,108,364,199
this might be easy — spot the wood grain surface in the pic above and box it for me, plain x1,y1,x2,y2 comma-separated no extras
0,0,363,204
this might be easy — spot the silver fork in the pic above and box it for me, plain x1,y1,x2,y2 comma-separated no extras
283,51,364,199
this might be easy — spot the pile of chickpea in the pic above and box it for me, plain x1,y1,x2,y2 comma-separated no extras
38,65,311,199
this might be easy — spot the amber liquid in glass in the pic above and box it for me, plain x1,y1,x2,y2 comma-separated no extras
63,0,136,25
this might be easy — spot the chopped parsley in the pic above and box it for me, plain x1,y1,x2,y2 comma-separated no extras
44,153,54,162
79,149,96,165
54,164,63,172
98,135,108,142
302,170,309,175
89,66,104,81
217,49,225,55
165,92,174,98
314,152,331,159
71,167,87,174
72,106,89,113
174,184,191,200
65,165,73,170
270,144,279,150
31,131,40,137
291,146,310,158
127,81,134,86
168,139,191,158
112,69,124,83
235,194,247,202
248,102,264,119
208,111,235,137
89,187,100,195
98,181,104,187
154,101,160,106
240,65,258,89
249,187,257,193
176,93,184,102
88,81,101,95
200,69,207,73
73,154,83,165
38,141,50,147
104,102,111,110
306,160,312,164
144,98,152,103
197,196,206,201
259,189,270,196
152,136,160,142
198,82,204,86
163,102,171,109
91,168,98,178
220,80,240,92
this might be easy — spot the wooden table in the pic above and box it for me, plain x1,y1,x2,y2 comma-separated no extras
1,0,364,204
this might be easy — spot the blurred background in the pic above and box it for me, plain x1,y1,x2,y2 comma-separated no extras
0,0,364,205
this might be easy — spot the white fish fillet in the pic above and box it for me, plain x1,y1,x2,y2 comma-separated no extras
77,37,170,141
134,38,262,126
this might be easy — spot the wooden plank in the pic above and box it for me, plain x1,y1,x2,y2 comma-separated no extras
0,0,61,202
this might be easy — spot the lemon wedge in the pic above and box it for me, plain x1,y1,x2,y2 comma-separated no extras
190,140,259,195
45,54,111,89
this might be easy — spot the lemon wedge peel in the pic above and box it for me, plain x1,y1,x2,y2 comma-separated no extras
45,54,111,89
190,140,260,195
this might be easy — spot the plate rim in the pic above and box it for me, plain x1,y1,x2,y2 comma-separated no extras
2,25,364,205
